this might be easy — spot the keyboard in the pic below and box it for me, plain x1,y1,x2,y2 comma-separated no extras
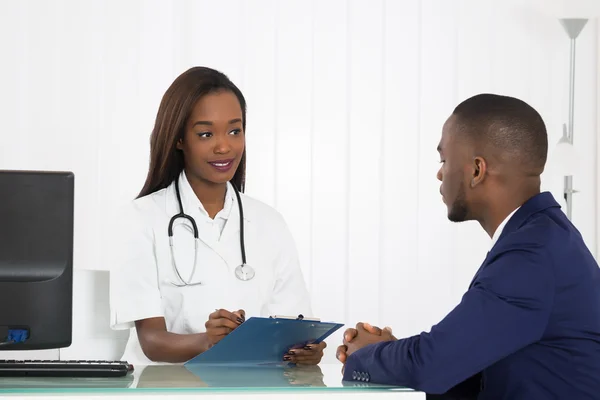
0,360,134,377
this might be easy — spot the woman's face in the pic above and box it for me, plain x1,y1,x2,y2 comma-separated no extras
177,90,245,186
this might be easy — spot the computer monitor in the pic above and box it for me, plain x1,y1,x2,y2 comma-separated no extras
0,170,74,350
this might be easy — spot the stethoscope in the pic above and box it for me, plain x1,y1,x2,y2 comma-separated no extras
168,179,255,286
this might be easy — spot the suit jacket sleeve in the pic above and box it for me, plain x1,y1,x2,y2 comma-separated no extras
343,245,554,394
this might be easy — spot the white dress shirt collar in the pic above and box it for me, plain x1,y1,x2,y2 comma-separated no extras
490,207,520,250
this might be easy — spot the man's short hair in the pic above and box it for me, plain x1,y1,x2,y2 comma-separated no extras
452,93,548,173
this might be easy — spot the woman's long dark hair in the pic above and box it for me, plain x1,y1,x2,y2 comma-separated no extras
137,67,247,198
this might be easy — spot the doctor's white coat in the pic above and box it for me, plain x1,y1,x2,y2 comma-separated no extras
109,172,312,365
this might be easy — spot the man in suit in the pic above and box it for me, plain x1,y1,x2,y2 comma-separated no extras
336,94,600,399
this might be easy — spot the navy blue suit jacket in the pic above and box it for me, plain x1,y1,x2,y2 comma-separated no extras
343,192,600,399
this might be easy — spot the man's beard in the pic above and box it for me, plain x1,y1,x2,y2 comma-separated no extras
448,185,469,222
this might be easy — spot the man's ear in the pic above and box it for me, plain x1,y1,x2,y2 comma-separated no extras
471,156,487,187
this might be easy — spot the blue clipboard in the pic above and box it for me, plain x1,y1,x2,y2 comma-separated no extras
184,316,344,366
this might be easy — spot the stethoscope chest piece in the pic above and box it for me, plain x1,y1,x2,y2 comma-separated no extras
235,264,255,281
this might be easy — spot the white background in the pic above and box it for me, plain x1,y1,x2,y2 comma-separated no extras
0,0,598,364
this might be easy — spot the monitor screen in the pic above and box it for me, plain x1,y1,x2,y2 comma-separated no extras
0,170,74,350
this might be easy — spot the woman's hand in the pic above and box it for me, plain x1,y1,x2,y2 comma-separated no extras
204,309,245,348
283,341,327,365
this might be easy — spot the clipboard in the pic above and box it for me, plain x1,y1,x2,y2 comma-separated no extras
184,316,344,366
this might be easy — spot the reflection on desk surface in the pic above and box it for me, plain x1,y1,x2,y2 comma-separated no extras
138,364,409,390
0,364,414,392
0,374,134,390
138,364,326,388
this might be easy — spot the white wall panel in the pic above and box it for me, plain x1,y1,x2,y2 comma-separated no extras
273,0,314,291
241,0,277,205
379,0,422,339
597,22,600,258
182,0,244,84
346,0,385,327
310,0,349,327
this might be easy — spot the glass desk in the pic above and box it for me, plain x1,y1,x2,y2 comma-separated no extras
0,363,424,399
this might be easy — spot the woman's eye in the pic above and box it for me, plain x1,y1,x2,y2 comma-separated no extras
229,129,241,135
197,132,212,138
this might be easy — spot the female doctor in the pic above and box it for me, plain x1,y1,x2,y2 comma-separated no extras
109,66,325,365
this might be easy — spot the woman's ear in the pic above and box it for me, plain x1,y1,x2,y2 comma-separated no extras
176,138,183,150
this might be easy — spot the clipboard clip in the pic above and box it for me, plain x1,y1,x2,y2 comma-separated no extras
269,314,321,322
